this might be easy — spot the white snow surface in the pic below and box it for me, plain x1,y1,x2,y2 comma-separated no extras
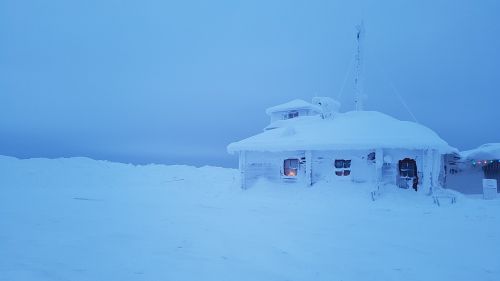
1,155,499,281
462,143,500,160
229,111,455,153
265,99,321,115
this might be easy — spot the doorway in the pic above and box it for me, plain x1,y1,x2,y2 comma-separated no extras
398,158,418,191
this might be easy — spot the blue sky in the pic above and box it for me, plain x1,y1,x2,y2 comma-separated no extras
1,0,499,167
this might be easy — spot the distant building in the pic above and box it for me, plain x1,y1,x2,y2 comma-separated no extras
227,98,456,193
444,144,500,193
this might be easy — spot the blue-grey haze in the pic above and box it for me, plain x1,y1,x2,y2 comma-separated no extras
1,0,499,167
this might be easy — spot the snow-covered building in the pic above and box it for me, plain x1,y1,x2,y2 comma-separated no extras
445,144,500,193
227,98,456,193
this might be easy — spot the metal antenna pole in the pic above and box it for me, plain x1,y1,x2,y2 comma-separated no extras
354,21,365,111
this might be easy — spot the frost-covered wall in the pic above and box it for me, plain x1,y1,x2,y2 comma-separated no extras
310,149,376,184
379,148,441,193
240,151,306,188
239,148,443,194
241,150,377,188
380,149,424,184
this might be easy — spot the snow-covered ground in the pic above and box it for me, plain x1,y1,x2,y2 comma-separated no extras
1,156,499,281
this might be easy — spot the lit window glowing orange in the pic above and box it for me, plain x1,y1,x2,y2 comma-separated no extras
284,159,299,177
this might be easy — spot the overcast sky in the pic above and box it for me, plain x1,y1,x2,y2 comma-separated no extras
1,0,499,167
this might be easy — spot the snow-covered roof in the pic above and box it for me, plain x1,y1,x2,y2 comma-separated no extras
228,111,456,154
265,99,322,115
461,143,500,160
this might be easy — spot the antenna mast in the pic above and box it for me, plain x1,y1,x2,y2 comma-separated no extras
354,21,365,111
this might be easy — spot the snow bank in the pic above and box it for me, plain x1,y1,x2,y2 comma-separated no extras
0,155,234,191
229,111,455,154
1,156,499,281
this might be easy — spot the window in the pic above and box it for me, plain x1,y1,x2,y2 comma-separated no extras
285,111,299,119
334,159,351,169
334,159,351,176
367,152,376,161
283,159,299,177
399,159,416,178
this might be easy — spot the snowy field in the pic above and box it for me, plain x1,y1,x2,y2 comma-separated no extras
1,156,499,281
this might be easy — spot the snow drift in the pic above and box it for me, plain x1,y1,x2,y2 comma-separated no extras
0,155,499,281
